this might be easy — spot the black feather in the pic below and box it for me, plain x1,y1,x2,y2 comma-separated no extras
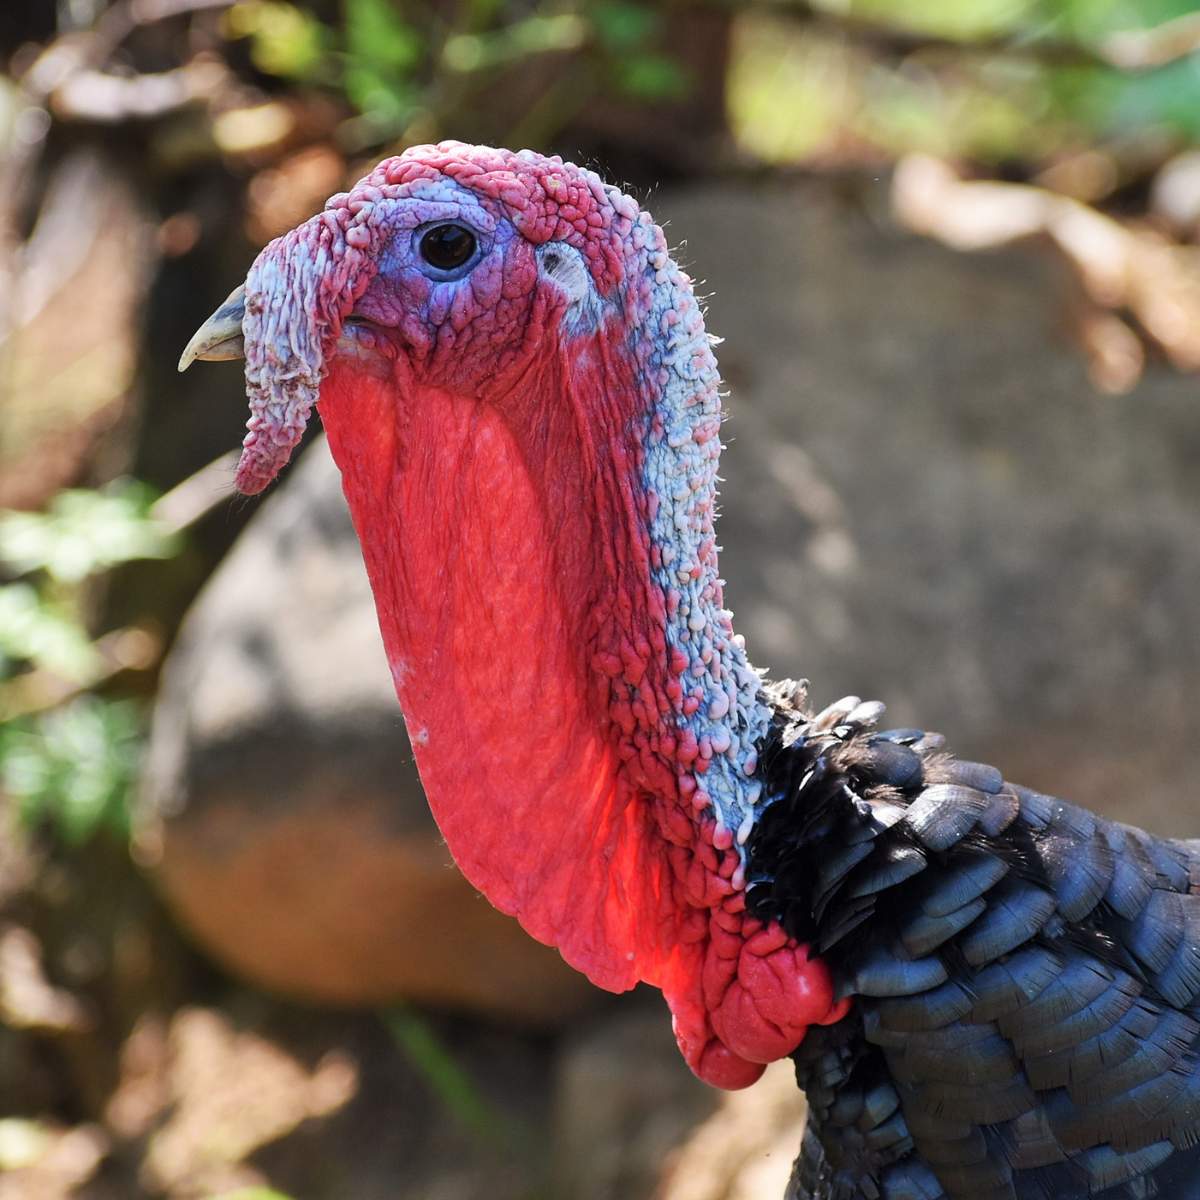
758,685,1200,1200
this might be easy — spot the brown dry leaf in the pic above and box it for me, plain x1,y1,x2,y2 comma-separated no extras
656,1060,805,1200
0,925,92,1034
0,1120,108,1200
140,1007,358,1194
106,1013,172,1140
1034,150,1119,205
892,154,1200,392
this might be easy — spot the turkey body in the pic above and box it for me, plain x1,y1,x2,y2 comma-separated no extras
753,684,1200,1200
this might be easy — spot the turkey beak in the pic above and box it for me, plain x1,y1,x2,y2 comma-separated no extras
177,285,247,371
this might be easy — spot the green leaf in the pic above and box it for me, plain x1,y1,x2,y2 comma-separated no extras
1048,54,1200,141
443,15,588,73
344,0,423,120
0,584,99,681
613,53,689,101
0,481,178,584
224,1,328,79
343,65,418,123
1109,58,1200,137
1050,0,1200,41
1,697,142,846
346,0,423,70
592,1,660,51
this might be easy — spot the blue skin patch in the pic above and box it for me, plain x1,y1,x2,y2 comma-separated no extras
629,212,770,858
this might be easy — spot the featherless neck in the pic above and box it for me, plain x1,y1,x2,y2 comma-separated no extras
594,230,773,854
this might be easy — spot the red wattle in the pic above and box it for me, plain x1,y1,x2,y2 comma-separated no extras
319,362,675,996
662,914,847,1089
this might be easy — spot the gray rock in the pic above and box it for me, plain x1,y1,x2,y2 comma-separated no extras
668,181,1199,835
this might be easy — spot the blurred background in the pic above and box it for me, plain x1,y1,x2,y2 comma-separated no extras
2,1,1200,1197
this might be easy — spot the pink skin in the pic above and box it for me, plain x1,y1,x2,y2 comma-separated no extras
233,143,848,1088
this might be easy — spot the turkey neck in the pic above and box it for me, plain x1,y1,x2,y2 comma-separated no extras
316,249,774,988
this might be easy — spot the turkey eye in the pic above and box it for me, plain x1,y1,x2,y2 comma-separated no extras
419,224,476,271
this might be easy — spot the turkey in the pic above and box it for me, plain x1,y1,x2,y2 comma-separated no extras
180,142,1200,1199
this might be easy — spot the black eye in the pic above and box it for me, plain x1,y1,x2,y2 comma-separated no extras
419,224,476,271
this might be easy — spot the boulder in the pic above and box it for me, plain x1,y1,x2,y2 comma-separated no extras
675,181,1200,835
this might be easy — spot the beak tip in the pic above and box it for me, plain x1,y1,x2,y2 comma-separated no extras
180,284,248,373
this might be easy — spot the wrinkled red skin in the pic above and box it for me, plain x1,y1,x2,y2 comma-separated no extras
252,143,849,1088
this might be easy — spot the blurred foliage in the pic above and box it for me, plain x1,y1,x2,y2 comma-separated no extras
0,483,177,586
0,482,179,847
731,0,1200,168
3,0,1200,172
216,0,690,149
96,0,1200,198
342,0,423,125
0,695,143,845
224,1,329,79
